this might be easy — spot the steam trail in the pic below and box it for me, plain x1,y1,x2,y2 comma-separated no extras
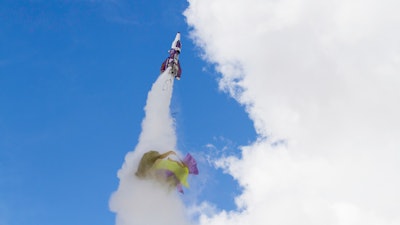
110,70,189,225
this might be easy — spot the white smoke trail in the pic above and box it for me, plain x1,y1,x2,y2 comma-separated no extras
109,69,190,225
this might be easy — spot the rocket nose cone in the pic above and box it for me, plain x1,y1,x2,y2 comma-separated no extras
175,32,181,40
171,32,182,49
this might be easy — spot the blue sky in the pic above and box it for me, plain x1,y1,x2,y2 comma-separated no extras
3,1,400,225
0,1,256,225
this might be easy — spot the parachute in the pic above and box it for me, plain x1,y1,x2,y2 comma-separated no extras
135,150,198,193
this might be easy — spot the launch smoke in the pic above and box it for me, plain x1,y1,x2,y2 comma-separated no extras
109,69,189,225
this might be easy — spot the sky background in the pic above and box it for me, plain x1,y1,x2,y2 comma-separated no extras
2,0,400,225
0,1,255,225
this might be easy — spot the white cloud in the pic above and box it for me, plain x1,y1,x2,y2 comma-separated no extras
184,0,400,224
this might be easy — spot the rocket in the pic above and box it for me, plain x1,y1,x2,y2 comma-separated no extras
160,32,182,80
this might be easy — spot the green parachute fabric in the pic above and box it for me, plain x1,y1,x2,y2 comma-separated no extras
135,150,162,178
135,150,197,193
153,158,190,187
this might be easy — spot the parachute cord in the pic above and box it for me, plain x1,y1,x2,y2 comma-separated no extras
165,151,186,167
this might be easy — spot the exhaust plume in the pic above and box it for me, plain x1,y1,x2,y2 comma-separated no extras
110,69,189,225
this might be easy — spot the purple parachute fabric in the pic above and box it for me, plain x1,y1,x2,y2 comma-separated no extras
183,153,199,175
159,153,198,194
176,183,183,193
